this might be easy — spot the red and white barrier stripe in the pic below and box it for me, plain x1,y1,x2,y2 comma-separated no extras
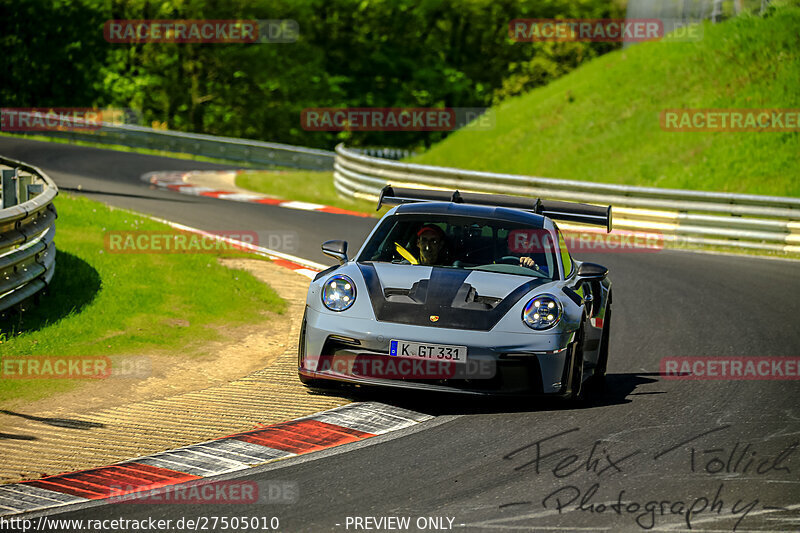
0,403,431,516
142,170,371,218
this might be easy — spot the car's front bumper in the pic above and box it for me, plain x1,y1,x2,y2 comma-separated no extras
299,306,577,396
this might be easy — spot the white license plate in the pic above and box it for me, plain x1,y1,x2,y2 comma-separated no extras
389,340,467,363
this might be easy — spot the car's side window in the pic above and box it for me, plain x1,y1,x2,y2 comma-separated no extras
557,228,573,278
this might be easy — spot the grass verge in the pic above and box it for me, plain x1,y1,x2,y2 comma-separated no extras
0,193,285,404
411,5,800,197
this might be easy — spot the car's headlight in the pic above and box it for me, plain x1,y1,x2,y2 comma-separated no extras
321,275,356,311
522,294,562,330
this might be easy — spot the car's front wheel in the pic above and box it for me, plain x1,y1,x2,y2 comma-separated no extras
567,327,586,404
297,312,324,388
591,294,612,394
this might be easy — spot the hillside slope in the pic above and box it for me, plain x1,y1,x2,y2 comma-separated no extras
412,5,800,197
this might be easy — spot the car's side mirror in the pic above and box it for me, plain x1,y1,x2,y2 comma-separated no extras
571,262,607,314
322,240,348,265
574,262,608,282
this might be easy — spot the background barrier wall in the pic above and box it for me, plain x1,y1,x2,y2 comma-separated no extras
333,144,800,254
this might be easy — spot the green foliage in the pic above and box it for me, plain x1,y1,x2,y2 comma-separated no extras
0,0,109,106
2,0,623,149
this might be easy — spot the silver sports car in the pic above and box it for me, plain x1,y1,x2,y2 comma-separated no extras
298,186,613,400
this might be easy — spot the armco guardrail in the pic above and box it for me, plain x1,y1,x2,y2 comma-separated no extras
352,147,412,161
43,122,335,171
333,144,800,253
0,156,57,314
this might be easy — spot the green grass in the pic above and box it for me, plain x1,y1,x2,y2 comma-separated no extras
411,5,800,197
236,170,385,216
0,194,285,404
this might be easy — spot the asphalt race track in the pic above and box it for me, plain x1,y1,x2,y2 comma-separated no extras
2,137,799,532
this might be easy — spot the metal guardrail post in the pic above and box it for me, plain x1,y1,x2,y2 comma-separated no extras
27,183,44,198
711,0,723,22
18,174,32,203
2,168,18,208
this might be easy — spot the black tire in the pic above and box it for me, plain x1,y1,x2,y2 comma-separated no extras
297,311,307,368
592,295,612,394
568,327,586,404
297,312,325,389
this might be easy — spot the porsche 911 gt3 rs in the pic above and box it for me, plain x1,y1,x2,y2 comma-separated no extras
298,186,613,400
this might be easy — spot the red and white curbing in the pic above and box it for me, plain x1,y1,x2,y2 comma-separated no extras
0,183,433,516
0,403,432,516
142,170,371,218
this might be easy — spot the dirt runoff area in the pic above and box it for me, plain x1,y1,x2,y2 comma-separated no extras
0,258,350,484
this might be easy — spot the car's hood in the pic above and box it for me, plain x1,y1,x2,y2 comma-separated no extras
357,262,551,331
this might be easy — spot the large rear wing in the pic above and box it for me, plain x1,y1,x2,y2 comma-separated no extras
377,186,612,232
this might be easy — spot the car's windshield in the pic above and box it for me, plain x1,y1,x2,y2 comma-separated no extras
358,214,559,279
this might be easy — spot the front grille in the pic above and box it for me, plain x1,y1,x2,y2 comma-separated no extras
319,336,544,394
